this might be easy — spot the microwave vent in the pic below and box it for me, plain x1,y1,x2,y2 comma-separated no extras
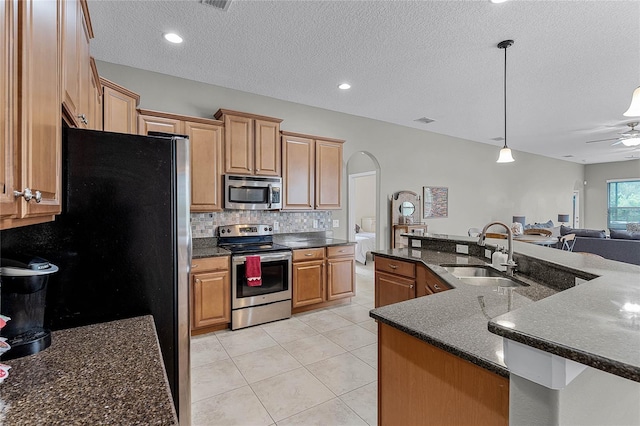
200,0,232,11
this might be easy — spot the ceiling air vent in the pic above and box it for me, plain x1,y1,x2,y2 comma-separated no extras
200,0,232,11
491,137,504,141
414,117,435,125
562,155,574,158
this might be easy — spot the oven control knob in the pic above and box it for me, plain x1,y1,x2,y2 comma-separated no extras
264,227,268,231
226,228,231,234
268,227,272,231
220,229,225,234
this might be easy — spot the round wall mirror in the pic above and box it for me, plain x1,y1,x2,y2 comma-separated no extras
400,201,415,216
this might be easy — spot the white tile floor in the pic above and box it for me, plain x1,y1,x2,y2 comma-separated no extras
191,260,377,426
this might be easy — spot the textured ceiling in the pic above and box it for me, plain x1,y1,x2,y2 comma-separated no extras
88,0,640,164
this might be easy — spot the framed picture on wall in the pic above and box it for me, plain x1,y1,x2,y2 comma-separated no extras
423,186,448,219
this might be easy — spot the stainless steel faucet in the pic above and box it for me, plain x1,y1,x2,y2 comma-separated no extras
477,221,517,276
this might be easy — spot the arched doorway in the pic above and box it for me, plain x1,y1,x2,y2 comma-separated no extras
347,151,381,264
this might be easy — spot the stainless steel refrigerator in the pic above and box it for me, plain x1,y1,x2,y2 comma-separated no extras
0,127,191,424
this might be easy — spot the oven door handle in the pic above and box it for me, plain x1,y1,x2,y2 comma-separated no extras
268,184,273,209
233,252,292,264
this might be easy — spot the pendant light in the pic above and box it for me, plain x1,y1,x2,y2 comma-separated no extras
496,40,515,163
623,86,640,117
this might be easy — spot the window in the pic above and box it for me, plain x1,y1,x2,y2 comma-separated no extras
607,179,640,230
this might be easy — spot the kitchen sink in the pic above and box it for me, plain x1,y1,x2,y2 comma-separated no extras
440,264,527,287
442,265,504,278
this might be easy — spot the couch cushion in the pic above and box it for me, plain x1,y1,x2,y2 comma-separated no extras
525,220,554,230
560,225,606,238
610,229,640,240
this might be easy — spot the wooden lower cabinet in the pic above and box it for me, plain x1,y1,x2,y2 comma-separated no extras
190,256,230,334
292,259,324,308
375,272,415,308
292,244,355,313
375,255,451,307
379,323,509,425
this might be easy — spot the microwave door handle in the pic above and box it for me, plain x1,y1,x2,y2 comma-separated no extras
268,184,273,209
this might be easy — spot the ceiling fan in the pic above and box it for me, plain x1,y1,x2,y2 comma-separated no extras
585,122,640,146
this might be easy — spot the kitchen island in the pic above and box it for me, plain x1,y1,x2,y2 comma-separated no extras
0,316,177,425
371,234,640,425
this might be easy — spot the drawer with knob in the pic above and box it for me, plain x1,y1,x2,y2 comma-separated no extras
293,248,326,262
327,244,355,258
375,256,416,278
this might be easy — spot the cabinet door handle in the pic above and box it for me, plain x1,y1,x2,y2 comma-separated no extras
195,279,201,284
77,114,88,125
192,264,199,269
434,284,441,290
305,253,313,256
338,249,345,253
409,284,414,289
388,264,397,269
256,168,260,172
14,188,42,203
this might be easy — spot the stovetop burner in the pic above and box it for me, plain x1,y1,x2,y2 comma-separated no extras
217,224,291,255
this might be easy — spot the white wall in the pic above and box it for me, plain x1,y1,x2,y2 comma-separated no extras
584,160,640,230
97,61,585,247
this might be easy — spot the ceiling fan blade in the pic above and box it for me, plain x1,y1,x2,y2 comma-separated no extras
585,137,619,144
611,140,623,146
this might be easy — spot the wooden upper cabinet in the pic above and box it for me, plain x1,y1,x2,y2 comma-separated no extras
88,57,102,131
61,0,93,129
185,121,223,212
101,77,140,134
138,113,184,135
2,0,62,228
214,109,282,176
254,119,280,176
315,138,343,210
137,109,224,212
282,133,314,210
281,131,344,211
0,0,17,220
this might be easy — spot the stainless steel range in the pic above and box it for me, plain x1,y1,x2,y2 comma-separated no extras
218,224,292,330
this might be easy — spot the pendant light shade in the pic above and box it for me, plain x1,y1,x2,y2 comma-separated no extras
497,147,515,162
622,137,640,147
623,86,640,117
496,40,515,163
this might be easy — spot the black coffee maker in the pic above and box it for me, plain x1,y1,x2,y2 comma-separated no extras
1,255,58,360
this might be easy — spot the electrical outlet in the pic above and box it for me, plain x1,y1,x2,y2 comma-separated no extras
485,249,492,259
333,219,339,228
313,219,319,229
456,244,469,254
273,221,279,231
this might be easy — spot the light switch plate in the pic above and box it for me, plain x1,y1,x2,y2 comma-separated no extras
273,221,279,231
456,244,469,254
485,249,492,259
333,219,339,228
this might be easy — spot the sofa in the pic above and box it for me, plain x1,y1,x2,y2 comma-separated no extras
561,226,640,266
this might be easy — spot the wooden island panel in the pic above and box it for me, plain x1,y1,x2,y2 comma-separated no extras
379,323,509,426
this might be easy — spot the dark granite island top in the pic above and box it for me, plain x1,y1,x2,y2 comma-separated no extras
371,234,640,383
369,247,556,377
0,316,178,425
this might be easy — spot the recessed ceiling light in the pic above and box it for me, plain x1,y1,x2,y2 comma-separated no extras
338,83,351,90
164,33,183,44
489,0,509,3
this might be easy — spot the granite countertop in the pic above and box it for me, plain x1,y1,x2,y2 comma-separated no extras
192,237,230,259
370,248,557,377
0,316,178,425
276,238,354,249
372,234,640,383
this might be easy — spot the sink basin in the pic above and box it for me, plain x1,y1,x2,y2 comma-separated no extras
441,264,526,287
442,265,504,278
458,276,522,287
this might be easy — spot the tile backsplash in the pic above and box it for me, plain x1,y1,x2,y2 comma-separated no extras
191,210,332,238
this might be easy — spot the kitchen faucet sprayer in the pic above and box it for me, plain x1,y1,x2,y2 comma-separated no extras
478,221,517,277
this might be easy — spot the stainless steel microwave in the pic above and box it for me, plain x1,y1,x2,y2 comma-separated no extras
224,174,283,210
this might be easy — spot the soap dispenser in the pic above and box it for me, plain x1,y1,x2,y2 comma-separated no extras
492,246,508,272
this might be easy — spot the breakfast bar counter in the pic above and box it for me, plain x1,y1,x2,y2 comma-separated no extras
0,316,177,425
